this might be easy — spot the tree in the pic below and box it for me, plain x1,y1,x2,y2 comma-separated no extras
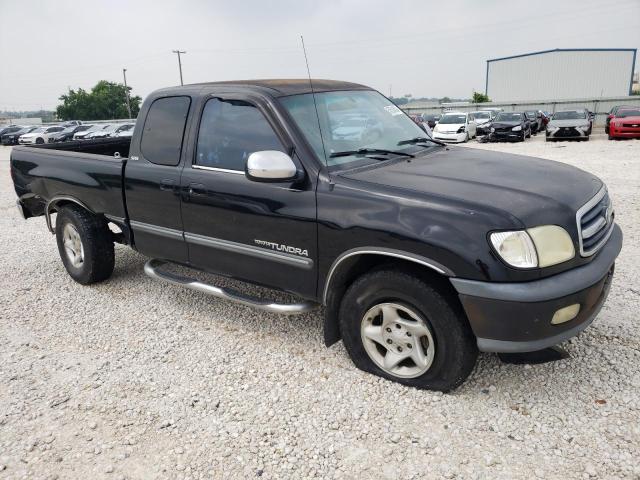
56,81,141,120
389,96,409,106
438,97,452,104
472,91,491,103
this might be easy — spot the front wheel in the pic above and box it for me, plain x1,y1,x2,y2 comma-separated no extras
55,205,115,284
339,269,478,391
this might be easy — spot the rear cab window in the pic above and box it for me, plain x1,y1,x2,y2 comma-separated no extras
141,96,191,166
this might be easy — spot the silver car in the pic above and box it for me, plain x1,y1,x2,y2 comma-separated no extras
545,110,591,142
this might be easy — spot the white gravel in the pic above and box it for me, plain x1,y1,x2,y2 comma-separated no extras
1,133,639,479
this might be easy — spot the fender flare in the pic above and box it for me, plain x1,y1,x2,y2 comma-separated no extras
45,195,95,233
322,247,455,305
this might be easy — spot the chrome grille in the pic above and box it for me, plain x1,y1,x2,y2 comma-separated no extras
576,186,614,257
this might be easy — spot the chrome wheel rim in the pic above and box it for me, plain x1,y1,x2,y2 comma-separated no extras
360,302,435,379
62,223,84,268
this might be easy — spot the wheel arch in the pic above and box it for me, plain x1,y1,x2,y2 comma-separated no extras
321,248,458,347
45,196,96,233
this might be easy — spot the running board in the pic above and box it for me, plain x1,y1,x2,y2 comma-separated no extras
144,259,318,315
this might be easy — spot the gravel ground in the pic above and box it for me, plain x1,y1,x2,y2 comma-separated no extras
1,133,639,480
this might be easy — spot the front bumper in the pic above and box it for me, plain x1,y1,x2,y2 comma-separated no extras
492,130,522,141
451,224,622,353
547,127,589,139
432,131,466,142
609,126,640,138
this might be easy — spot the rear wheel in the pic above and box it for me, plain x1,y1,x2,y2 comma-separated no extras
55,205,115,284
339,269,478,391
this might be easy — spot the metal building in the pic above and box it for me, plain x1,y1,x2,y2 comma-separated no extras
485,48,637,102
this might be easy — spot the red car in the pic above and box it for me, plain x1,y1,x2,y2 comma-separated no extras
608,108,640,140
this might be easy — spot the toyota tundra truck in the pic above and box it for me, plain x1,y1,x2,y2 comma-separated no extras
10,80,622,391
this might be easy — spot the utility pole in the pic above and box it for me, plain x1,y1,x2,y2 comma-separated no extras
172,50,186,85
122,68,132,119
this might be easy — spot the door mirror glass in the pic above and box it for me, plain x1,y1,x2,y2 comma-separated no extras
246,150,298,182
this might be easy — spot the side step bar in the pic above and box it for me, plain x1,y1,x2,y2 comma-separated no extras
144,259,318,315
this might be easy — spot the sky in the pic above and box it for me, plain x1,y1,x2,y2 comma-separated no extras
1,0,639,111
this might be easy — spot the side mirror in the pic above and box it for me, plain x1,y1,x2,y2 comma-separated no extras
245,150,298,182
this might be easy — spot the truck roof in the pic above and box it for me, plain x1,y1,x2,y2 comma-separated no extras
158,79,372,97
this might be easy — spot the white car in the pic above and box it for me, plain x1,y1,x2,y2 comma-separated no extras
73,124,104,140
431,112,477,143
87,123,133,139
85,124,114,139
114,124,135,137
18,126,65,145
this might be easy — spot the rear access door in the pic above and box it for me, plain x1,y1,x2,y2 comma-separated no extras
125,95,192,263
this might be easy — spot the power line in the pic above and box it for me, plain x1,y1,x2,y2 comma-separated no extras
172,50,186,86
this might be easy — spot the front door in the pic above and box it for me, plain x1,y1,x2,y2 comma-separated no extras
180,95,318,298
126,95,191,263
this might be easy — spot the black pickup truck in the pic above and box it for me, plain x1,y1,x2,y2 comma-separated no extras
10,80,622,391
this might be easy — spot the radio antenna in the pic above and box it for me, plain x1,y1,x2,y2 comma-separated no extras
300,35,329,172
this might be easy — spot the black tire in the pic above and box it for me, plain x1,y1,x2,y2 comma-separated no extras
35,137,44,144
55,205,115,285
608,134,614,140
605,126,609,134
339,269,478,391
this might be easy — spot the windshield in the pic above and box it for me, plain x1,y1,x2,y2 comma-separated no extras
472,112,490,120
31,127,46,133
439,114,466,124
552,111,586,120
495,113,522,122
280,90,435,168
618,109,640,117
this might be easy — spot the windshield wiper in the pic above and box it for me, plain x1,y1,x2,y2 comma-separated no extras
329,148,415,159
397,136,446,147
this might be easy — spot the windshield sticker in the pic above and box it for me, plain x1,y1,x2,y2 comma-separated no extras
384,105,403,116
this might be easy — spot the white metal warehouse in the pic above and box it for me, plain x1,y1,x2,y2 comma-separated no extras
485,48,637,102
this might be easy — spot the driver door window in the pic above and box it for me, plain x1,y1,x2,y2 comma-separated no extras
195,98,285,171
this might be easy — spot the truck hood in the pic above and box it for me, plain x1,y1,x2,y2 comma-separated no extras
338,146,603,228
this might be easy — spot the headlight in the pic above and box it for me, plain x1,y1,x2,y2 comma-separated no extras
578,125,590,131
490,231,537,268
490,225,575,269
512,125,522,131
457,126,466,133
490,127,495,132
527,225,575,267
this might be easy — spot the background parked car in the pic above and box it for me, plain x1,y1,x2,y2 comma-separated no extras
431,112,477,142
539,110,551,129
409,114,424,125
0,125,25,138
608,108,640,140
85,124,120,139
113,123,135,137
1,126,37,145
545,110,591,142
470,111,492,136
61,120,82,127
524,111,542,134
488,112,530,142
73,124,104,140
48,125,91,143
606,105,636,134
18,126,64,145
422,114,441,129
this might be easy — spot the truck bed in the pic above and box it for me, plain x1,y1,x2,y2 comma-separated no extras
11,138,131,221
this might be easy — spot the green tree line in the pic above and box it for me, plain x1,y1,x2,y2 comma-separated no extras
56,81,142,120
